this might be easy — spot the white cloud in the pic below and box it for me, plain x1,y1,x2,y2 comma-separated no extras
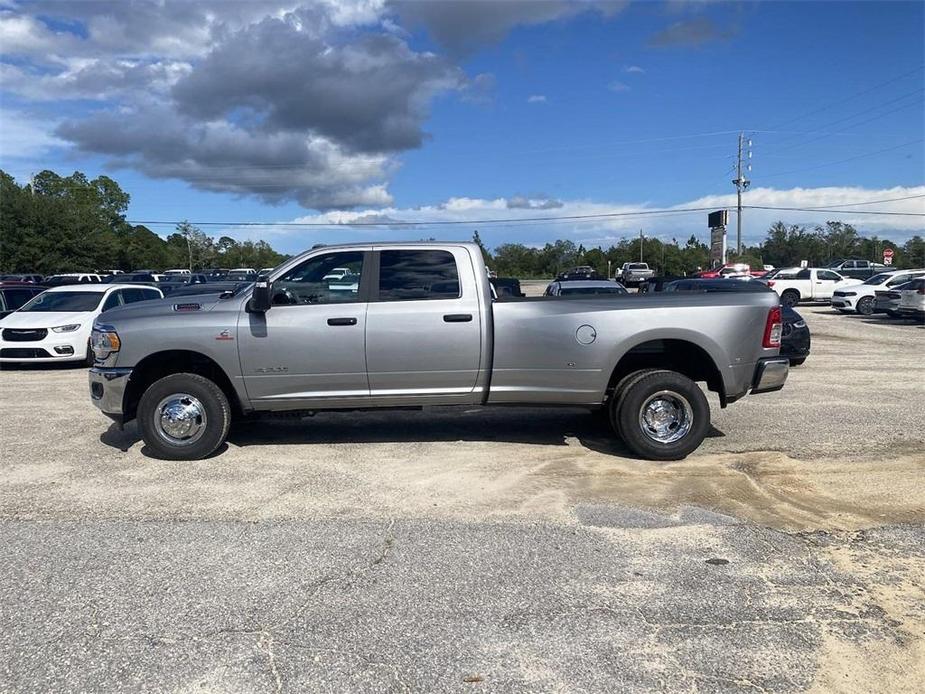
0,108,63,158
607,80,630,93
527,94,547,103
623,65,645,74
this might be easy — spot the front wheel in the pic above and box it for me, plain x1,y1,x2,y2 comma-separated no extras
855,296,874,316
614,370,710,461
138,373,231,460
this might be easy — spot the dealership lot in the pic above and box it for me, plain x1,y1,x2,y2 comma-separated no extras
1,306,923,691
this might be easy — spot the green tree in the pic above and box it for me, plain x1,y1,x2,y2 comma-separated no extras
471,230,493,268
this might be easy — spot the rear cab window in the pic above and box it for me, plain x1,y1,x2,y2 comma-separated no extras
378,250,460,301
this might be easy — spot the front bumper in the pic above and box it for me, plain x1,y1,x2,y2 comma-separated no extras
751,357,789,394
831,297,854,310
89,366,133,424
0,333,88,362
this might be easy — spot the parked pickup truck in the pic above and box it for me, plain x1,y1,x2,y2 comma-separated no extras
88,242,788,461
825,258,887,280
761,267,850,306
619,262,655,287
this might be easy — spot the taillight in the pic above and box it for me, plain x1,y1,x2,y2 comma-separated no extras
766,280,775,287
918,286,925,295
763,306,782,348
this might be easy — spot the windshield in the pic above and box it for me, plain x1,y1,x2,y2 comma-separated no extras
20,291,102,312
560,286,627,295
863,273,893,285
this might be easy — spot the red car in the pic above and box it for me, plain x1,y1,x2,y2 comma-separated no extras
697,263,768,279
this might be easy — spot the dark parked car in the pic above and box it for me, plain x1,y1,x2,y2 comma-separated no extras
165,281,250,298
544,280,628,296
556,266,602,281
874,280,918,318
1,274,43,284
490,277,525,298
154,274,212,296
639,275,684,293
663,278,810,366
0,282,47,319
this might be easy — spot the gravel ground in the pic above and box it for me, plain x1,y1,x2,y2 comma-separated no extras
1,302,923,692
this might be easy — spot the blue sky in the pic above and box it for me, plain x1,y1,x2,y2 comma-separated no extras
1,1,923,253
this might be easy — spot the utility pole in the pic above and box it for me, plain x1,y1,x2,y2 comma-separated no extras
183,232,193,271
732,132,751,255
639,229,644,262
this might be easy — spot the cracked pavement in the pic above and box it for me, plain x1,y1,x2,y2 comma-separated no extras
1,305,923,692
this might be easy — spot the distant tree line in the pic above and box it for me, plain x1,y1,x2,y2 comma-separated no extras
0,169,288,273
2,169,921,278
474,223,924,279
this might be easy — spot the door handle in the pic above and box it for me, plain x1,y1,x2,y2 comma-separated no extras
444,313,473,322
327,317,357,326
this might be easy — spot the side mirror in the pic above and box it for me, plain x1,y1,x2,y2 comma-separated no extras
249,280,272,313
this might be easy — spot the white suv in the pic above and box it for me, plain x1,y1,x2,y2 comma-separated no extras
0,284,163,364
831,269,925,315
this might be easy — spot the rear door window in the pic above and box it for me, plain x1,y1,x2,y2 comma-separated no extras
101,291,123,311
378,250,460,301
818,271,841,281
121,288,147,303
796,269,811,280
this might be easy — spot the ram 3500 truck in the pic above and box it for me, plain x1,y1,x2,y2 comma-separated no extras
88,242,788,461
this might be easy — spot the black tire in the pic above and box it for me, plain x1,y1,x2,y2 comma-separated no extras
608,368,670,439
886,309,901,318
781,289,800,307
789,357,806,366
615,370,710,461
84,340,95,367
138,372,231,460
855,296,874,316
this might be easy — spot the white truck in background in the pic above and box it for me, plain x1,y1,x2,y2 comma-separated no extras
761,267,851,306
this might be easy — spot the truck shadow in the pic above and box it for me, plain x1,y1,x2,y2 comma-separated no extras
100,407,725,460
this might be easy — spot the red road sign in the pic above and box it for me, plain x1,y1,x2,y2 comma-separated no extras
883,248,894,258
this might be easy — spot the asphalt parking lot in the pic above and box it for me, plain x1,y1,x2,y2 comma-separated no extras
1,303,923,692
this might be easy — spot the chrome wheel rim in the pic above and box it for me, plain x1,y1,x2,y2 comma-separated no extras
638,390,693,444
154,393,207,446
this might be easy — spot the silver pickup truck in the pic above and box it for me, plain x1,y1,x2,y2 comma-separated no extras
88,242,788,461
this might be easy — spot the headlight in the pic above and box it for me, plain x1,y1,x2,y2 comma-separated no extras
841,292,857,297
90,328,121,360
51,324,81,333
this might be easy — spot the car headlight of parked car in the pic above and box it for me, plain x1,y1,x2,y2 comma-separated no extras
51,323,81,333
839,292,857,297
90,328,121,359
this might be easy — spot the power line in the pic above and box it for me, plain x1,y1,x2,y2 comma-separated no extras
760,138,923,179
760,91,924,155
764,64,925,131
789,193,925,209
125,197,925,229
746,205,924,217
